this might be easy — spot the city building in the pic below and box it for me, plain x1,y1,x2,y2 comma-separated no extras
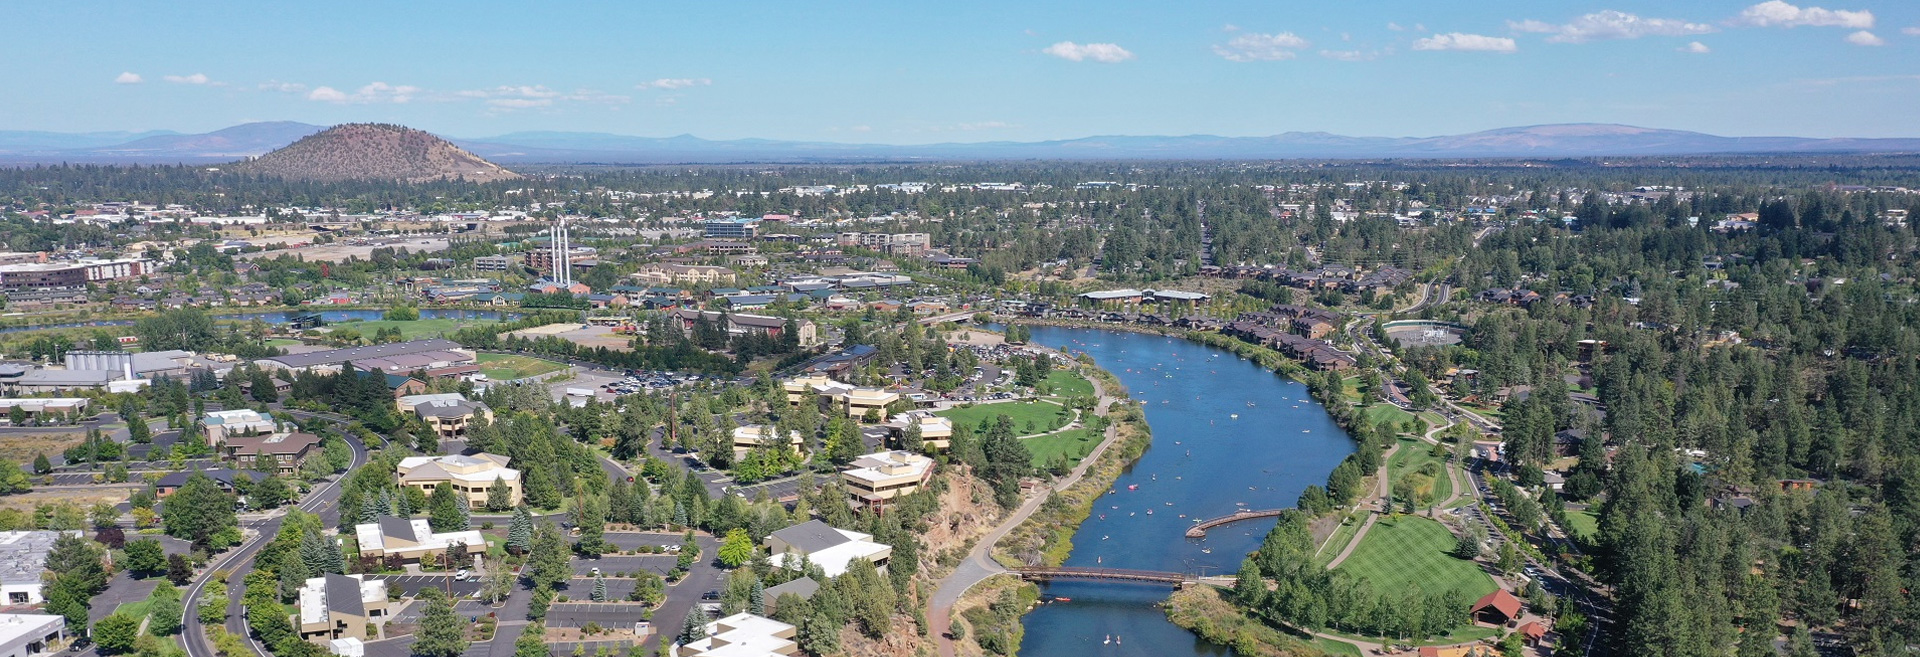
631,264,736,287
0,613,65,657
0,532,79,605
841,450,934,511
835,232,930,256
702,217,761,239
0,398,88,422
295,574,389,643
203,409,279,443
668,309,817,347
154,469,268,497
730,425,804,461
0,259,149,293
838,388,900,420
883,412,953,451
766,520,891,577
220,432,323,476
472,255,511,271
395,453,520,508
255,339,476,376
396,394,494,440
353,517,486,564
672,612,796,657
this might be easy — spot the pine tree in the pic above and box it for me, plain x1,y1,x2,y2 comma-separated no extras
679,606,710,644
506,505,534,555
412,587,466,657
299,530,331,576
591,575,607,602
747,578,765,616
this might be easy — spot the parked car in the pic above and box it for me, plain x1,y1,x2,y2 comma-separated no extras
454,569,470,581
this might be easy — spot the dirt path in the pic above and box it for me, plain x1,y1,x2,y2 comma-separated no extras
928,373,1126,657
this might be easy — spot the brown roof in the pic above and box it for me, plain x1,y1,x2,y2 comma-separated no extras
1518,621,1548,640
1471,589,1523,620
223,432,323,457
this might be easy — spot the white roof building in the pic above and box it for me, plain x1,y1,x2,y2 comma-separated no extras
354,518,485,561
673,612,797,657
766,520,892,578
0,613,64,657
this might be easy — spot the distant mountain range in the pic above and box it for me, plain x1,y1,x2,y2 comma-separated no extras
1,121,1916,165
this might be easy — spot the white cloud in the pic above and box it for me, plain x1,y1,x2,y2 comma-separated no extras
163,73,211,85
487,98,552,109
1733,1,1873,28
1845,30,1885,45
1041,41,1135,63
638,78,711,90
956,121,1013,131
457,85,562,100
259,81,307,93
1511,10,1716,43
1319,49,1381,62
1387,22,1406,32
1903,26,1920,35
114,72,142,84
1681,41,1712,53
1213,32,1311,61
307,86,347,102
306,82,419,104
1412,33,1517,53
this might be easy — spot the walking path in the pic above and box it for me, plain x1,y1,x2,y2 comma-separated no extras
1322,444,1395,570
928,374,1126,657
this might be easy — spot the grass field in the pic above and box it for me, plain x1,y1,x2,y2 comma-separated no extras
332,318,469,340
0,432,86,465
1312,637,1365,656
265,338,304,347
1340,375,1364,404
114,600,152,620
938,400,1073,437
1022,427,1099,467
1334,515,1497,601
478,353,568,381
1042,370,1095,398
1363,403,1419,432
1387,438,1454,505
1563,509,1599,540
1314,510,1368,568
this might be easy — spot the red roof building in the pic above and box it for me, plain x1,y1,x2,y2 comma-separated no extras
1471,589,1524,626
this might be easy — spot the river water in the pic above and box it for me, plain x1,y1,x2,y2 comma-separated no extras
1013,325,1355,656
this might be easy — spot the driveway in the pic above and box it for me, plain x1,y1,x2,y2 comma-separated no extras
569,555,678,577
368,574,483,599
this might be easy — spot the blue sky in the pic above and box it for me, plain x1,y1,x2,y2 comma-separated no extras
7,0,1917,141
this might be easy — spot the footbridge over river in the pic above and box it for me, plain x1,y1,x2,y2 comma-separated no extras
1012,566,1241,588
1183,508,1286,538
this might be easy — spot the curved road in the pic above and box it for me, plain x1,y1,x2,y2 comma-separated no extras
927,374,1125,657
181,431,369,657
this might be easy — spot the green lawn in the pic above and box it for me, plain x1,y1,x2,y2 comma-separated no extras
1334,515,1497,601
114,600,152,620
1311,637,1365,656
477,353,569,381
1363,403,1420,431
938,400,1073,437
1041,370,1094,398
1022,428,1100,468
1340,376,1364,404
265,338,304,347
1314,510,1368,568
1563,509,1599,540
332,318,469,340
484,533,507,557
1387,438,1454,506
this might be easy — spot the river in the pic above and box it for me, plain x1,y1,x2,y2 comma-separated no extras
1014,325,1355,656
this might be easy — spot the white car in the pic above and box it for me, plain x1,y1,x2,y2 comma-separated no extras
454,569,470,581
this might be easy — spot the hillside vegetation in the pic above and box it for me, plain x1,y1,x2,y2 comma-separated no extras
235,123,520,183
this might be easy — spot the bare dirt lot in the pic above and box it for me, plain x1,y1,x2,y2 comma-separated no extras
237,236,451,263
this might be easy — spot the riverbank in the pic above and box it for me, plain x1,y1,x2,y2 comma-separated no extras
993,369,1151,567
1162,587,1335,657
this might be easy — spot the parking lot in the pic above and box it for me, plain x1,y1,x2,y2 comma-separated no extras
370,574,483,598
569,554,678,577
545,602,653,628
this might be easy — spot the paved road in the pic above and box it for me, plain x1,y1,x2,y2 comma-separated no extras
637,533,723,654
928,372,1126,657
181,431,368,657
